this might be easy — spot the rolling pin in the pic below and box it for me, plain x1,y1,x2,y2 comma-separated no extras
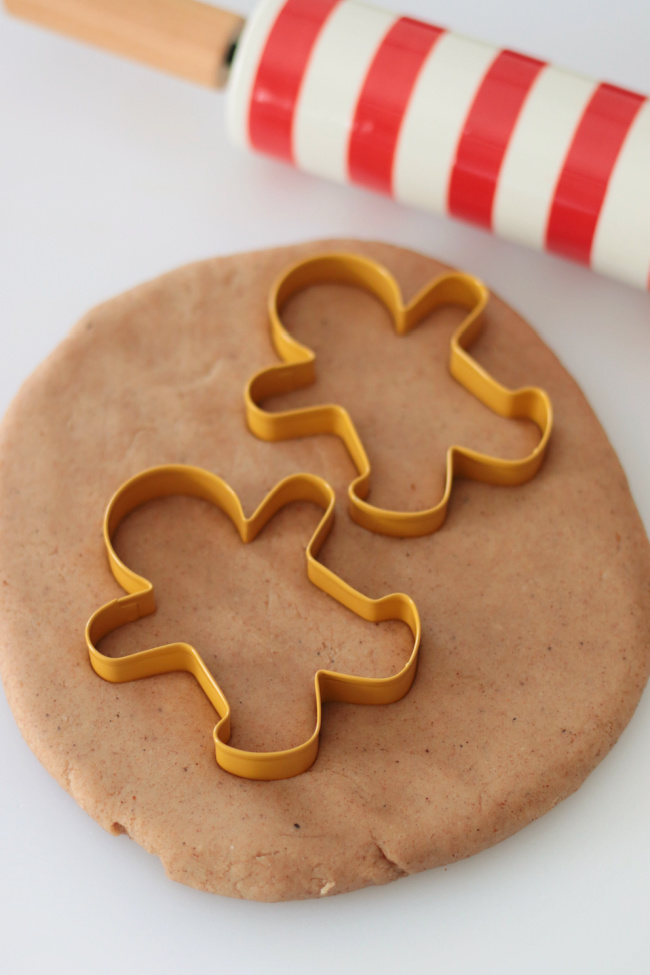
6,0,650,290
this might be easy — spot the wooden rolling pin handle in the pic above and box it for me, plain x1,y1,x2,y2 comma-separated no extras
4,0,245,88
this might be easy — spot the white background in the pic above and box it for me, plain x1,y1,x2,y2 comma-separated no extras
1,1,650,972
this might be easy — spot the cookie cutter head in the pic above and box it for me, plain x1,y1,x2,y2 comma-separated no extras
245,254,553,537
86,465,421,780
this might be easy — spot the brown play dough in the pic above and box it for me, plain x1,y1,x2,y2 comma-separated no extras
1,240,649,902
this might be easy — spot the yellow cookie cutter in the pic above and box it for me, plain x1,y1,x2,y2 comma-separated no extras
86,465,421,780
245,254,553,537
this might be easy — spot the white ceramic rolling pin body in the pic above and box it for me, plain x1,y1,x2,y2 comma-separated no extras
227,0,650,290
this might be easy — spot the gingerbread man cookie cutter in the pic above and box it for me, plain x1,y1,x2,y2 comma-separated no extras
245,254,553,537
86,465,421,780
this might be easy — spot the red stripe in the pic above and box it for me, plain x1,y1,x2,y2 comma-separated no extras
448,50,545,228
248,0,340,161
347,17,444,195
545,83,645,265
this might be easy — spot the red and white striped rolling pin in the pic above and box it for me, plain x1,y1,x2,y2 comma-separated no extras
7,0,650,290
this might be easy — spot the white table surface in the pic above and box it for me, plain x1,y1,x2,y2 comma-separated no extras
1,1,649,972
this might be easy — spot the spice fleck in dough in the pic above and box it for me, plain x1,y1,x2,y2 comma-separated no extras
0,240,649,901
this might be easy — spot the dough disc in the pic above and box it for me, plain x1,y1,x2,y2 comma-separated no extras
1,241,648,901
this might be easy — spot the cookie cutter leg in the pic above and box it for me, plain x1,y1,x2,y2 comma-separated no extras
86,465,421,780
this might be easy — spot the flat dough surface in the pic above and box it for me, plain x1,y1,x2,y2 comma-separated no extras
1,240,649,901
